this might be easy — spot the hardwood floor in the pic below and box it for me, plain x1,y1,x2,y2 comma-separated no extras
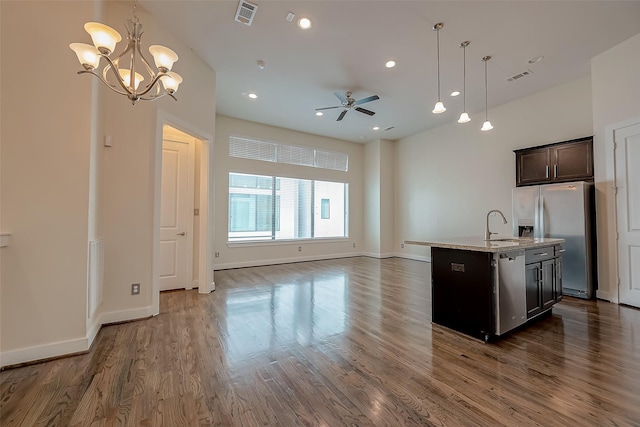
1,257,639,426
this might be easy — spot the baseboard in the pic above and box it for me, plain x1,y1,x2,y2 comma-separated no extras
596,289,616,303
99,305,155,325
361,252,396,259
394,252,431,262
214,252,363,270
0,305,155,369
1,335,91,369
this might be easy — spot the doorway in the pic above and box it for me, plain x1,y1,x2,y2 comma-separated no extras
152,112,215,315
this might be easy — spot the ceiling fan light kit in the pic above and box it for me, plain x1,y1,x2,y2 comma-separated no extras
432,22,446,114
69,0,182,105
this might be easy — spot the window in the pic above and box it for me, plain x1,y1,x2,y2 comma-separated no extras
229,136,349,172
229,173,348,242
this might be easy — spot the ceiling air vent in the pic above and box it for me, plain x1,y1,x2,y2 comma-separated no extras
507,70,533,82
235,1,258,26
384,126,395,131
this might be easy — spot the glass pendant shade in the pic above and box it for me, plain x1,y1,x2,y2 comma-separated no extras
160,72,183,93
69,43,101,69
481,120,494,131
118,69,144,90
432,101,446,114
84,22,122,54
458,112,471,124
149,45,178,71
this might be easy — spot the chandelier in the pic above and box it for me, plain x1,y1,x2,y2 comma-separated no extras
69,2,182,105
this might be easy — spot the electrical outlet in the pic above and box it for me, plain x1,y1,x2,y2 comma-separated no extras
353,243,356,248
401,243,405,248
131,283,140,295
215,252,220,258
298,246,302,252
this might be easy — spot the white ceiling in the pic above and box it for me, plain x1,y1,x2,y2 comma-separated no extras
140,1,640,143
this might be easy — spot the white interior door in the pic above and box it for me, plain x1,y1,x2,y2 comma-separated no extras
615,122,640,308
160,139,193,291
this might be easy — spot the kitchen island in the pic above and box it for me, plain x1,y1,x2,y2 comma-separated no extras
406,237,565,342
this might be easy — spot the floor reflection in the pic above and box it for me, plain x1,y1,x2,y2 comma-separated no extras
222,273,348,362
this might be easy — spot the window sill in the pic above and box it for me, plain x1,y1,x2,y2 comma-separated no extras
227,237,349,248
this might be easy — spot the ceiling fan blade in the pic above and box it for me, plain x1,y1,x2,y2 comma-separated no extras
355,107,375,116
315,106,342,111
337,109,348,121
355,95,379,105
334,92,347,104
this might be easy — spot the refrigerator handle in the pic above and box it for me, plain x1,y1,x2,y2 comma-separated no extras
538,195,545,238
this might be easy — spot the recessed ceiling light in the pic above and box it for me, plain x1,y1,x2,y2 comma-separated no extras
315,111,323,116
298,17,312,30
450,90,461,97
248,92,258,99
373,126,380,131
528,56,544,64
385,60,396,68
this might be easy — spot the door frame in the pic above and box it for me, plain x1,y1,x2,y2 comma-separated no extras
603,116,640,304
152,110,215,315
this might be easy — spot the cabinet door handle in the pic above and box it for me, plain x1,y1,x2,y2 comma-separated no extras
546,165,549,179
558,249,566,253
535,252,548,256
554,164,558,177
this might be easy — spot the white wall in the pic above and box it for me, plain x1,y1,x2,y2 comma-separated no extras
100,2,216,318
0,0,216,366
214,115,364,269
394,77,593,261
1,1,96,363
591,33,640,302
364,139,395,257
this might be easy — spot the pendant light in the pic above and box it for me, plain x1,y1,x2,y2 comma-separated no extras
481,55,494,131
457,41,471,124
432,23,446,114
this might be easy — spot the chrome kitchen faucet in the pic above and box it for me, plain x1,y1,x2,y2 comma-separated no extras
485,209,508,240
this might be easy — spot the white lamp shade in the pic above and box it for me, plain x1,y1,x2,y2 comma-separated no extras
119,69,145,90
432,101,446,114
160,72,183,93
481,120,494,131
457,112,471,124
84,22,122,54
69,43,101,69
149,45,178,71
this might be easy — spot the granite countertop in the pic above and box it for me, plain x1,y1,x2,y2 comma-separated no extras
404,236,565,253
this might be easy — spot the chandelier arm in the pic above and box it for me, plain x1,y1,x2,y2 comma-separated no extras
100,53,136,96
77,70,132,97
134,72,168,98
135,43,157,87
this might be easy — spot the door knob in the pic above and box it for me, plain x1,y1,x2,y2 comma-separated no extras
176,232,186,236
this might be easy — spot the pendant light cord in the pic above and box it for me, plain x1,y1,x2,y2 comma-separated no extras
463,43,466,111
436,28,441,101
484,58,488,121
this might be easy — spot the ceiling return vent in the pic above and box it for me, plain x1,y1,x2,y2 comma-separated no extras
235,1,258,26
507,69,533,82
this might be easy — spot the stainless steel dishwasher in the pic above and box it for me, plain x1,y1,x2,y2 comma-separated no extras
496,250,527,335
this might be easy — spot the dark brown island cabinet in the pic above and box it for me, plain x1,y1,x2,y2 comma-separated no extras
514,136,593,187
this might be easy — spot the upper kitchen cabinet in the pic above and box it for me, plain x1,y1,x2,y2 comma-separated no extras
515,136,593,187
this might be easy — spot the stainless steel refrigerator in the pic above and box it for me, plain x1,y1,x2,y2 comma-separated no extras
512,181,596,299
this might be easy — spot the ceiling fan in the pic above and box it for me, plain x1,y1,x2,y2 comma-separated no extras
315,91,380,121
